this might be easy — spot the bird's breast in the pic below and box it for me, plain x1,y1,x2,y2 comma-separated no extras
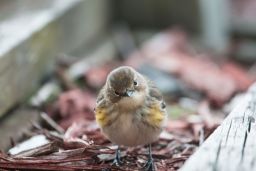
117,91,145,111
101,110,164,146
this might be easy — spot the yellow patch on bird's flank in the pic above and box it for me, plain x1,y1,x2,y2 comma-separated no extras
95,108,108,127
147,105,164,127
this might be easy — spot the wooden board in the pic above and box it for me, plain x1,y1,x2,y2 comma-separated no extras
180,83,256,171
0,0,109,117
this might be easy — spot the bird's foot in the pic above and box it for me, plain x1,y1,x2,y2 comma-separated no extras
112,147,123,167
112,157,123,167
143,158,155,171
112,159,124,166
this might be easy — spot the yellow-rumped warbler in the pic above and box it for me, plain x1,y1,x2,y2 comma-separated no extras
95,66,167,171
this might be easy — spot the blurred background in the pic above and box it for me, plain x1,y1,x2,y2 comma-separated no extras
0,0,256,170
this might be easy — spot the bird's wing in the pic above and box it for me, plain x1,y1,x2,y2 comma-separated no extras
142,78,167,129
95,85,109,127
147,79,166,110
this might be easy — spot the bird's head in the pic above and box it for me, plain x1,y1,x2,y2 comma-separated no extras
106,66,147,107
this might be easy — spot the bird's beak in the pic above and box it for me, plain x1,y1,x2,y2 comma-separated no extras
125,90,134,97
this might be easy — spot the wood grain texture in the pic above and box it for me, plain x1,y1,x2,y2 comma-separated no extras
180,83,256,171
0,0,109,117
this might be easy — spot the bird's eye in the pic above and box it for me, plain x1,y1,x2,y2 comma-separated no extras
114,91,120,96
161,102,166,109
133,81,138,86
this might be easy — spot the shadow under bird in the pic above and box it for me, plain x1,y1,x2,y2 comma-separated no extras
95,66,167,171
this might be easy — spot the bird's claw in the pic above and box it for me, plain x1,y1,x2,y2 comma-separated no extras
112,157,123,167
112,146,123,167
143,158,155,171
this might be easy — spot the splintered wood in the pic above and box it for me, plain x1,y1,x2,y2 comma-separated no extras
181,83,256,171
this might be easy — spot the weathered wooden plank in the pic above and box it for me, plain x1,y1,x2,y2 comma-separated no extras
180,83,256,171
0,0,109,117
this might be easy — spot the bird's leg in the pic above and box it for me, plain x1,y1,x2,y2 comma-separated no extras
112,146,123,166
143,144,155,171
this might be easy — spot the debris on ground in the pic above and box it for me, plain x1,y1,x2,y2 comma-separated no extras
0,114,215,171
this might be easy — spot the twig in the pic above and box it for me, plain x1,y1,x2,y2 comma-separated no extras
199,128,204,145
40,112,65,134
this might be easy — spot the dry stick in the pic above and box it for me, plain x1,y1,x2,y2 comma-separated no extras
199,128,204,145
40,112,65,134
31,121,43,130
9,137,16,148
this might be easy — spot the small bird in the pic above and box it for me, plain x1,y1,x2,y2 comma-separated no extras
95,66,167,171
